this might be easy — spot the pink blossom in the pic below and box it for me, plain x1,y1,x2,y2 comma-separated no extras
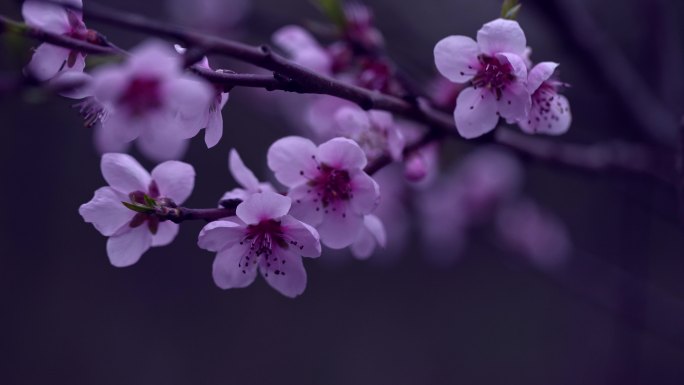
434,19,531,138
333,106,405,162
267,136,380,249
22,0,88,81
220,149,275,203
79,153,195,267
91,41,213,149
198,192,321,298
518,62,572,135
496,199,571,269
350,215,386,260
272,25,332,74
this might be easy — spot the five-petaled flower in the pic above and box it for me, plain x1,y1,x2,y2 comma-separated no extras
22,0,89,81
79,153,195,267
517,62,572,135
434,18,531,138
91,41,214,149
268,136,380,249
198,191,321,298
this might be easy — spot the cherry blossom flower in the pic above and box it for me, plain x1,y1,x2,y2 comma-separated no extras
434,19,531,138
91,40,213,149
273,25,332,74
517,62,572,135
333,106,405,162
79,153,195,267
267,136,380,249
220,149,275,203
198,192,321,298
22,0,88,81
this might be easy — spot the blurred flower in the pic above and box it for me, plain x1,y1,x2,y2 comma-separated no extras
22,0,88,81
517,62,572,135
79,153,195,267
166,0,251,34
220,149,275,203
267,136,379,249
333,106,405,162
350,215,386,260
434,18,531,138
273,25,333,74
198,192,321,298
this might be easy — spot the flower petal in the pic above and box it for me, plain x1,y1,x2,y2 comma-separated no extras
527,62,559,94
519,94,571,136
280,215,321,258
476,18,526,56
79,187,134,236
50,70,93,99
317,137,367,170
136,126,191,162
287,184,324,226
151,160,195,203
204,107,224,148
267,136,318,187
229,149,260,191
454,86,499,139
349,171,380,215
259,249,307,298
236,191,291,225
434,35,480,83
22,1,73,33
101,153,151,194
106,226,152,267
165,75,214,138
212,243,258,289
317,209,364,249
26,44,71,81
151,221,179,247
198,220,245,252
334,106,370,136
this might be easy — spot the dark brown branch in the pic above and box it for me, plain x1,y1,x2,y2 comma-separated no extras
156,206,236,223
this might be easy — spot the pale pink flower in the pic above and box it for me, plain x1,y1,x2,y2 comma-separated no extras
198,192,321,298
22,0,88,81
79,153,195,267
272,25,332,74
91,41,213,147
518,62,572,135
496,199,571,269
267,136,380,249
220,149,275,203
333,106,406,162
350,215,386,260
434,19,531,138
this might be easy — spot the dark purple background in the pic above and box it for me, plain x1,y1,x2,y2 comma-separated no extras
1,0,684,384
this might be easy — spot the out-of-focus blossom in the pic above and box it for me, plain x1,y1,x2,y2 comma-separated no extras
350,215,386,260
267,136,380,249
79,153,195,267
333,106,405,162
273,25,332,74
166,0,251,34
198,192,321,298
518,62,572,135
220,149,275,203
434,19,531,138
22,0,88,81
496,199,571,269
91,41,213,154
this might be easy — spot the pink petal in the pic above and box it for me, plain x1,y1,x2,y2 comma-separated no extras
528,62,559,93
350,215,386,260
102,111,146,143
229,149,260,191
364,214,386,247
204,108,224,148
434,35,480,83
151,221,179,247
22,1,73,33
349,171,380,215
79,187,134,236
198,220,245,252
101,153,151,194
317,137,367,170
136,127,190,162
106,226,152,267
287,184,324,226
267,136,318,187
236,192,291,225
272,25,331,73
334,107,370,136
280,215,321,258
91,66,129,108
476,18,526,56
26,44,71,81
454,86,499,139
317,209,364,249
128,40,182,79
259,249,307,298
519,94,571,136
151,160,195,203
50,70,93,99
94,124,131,154
165,75,214,138
212,243,258,289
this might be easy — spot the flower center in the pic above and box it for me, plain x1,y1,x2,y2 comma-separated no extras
127,181,162,234
472,55,515,99
312,164,352,207
119,77,163,116
238,219,293,276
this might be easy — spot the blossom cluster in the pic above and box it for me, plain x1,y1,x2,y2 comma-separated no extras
19,0,574,298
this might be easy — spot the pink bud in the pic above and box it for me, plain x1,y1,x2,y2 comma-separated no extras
404,153,428,182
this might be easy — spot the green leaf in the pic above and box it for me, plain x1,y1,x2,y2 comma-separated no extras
501,0,522,20
313,0,346,28
143,194,157,207
122,201,154,213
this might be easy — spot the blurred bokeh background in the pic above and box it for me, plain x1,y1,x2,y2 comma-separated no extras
1,0,684,384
